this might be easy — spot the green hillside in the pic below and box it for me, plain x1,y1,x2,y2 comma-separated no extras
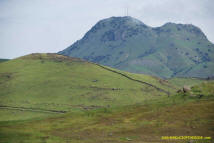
0,53,174,117
0,53,213,143
168,77,205,88
59,16,214,78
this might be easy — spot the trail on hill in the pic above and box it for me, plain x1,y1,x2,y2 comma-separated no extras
0,105,67,114
94,63,170,95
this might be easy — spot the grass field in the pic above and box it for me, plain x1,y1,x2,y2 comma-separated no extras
168,77,205,88
0,53,213,143
0,91,213,143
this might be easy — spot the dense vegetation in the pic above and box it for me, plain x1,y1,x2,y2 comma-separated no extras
59,16,214,78
0,53,213,143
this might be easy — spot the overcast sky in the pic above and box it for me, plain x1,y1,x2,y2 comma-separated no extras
0,0,213,59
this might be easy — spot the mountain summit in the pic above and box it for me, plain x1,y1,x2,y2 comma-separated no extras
59,16,214,78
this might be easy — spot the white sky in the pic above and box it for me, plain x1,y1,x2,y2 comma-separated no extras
0,0,213,59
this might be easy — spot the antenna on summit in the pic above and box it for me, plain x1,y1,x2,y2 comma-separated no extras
126,7,129,16
124,6,129,16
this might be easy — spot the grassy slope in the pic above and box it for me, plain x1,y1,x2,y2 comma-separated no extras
168,77,205,88
0,81,213,143
0,53,174,117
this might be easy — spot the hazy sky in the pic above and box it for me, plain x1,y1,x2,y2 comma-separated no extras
0,0,213,59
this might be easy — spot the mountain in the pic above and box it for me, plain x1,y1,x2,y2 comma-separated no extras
0,53,174,114
59,16,214,78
